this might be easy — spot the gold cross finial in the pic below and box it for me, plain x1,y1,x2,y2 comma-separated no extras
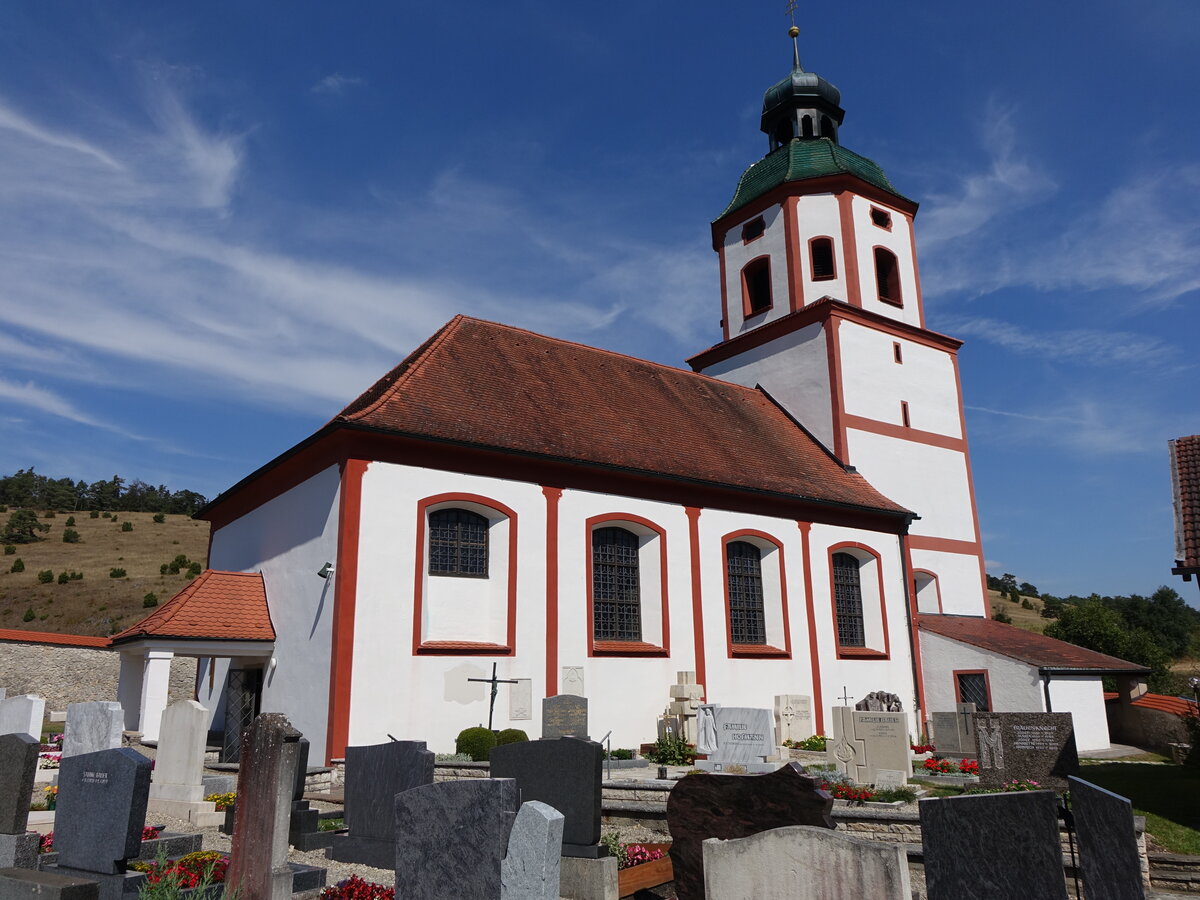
785,2,801,65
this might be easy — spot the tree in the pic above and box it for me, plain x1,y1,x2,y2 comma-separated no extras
1045,601,1172,689
2,509,47,544
1019,581,1039,597
62,528,80,543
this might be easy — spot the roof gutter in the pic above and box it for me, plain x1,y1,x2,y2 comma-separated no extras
1037,666,1152,677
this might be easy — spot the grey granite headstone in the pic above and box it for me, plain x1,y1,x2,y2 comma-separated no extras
61,703,123,760
1069,776,1147,900
327,739,434,869
490,737,604,857
695,705,774,766
394,778,520,900
501,801,564,900
973,712,1078,791
227,713,306,900
0,867,99,900
827,708,911,784
541,695,588,739
52,748,151,874
702,824,911,899
0,695,45,740
919,791,1067,900
0,734,39,835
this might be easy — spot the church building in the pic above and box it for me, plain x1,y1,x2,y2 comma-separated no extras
111,32,1146,762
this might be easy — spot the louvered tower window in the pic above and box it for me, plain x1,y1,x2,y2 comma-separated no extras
428,508,489,577
592,527,642,642
810,237,835,280
726,541,767,645
832,552,866,647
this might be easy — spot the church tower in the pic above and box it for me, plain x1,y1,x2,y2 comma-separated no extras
689,28,988,617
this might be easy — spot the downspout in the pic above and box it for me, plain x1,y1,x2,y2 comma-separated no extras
1042,673,1053,712
898,527,924,728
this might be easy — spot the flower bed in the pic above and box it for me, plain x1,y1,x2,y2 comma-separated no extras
321,875,395,900
130,851,228,887
921,757,978,776
40,826,163,854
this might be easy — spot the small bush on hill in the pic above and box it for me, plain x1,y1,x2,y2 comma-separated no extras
37,570,53,584
992,609,1013,624
160,564,170,575
153,513,165,524
89,510,99,519
496,728,529,746
168,562,181,574
186,562,202,577
3,544,12,555
62,528,79,544
65,516,75,527
174,554,190,567
70,571,82,580
42,511,55,518
22,608,34,622
1021,598,1034,610
10,558,24,573
57,572,69,585
110,568,127,578
121,521,133,532
455,726,497,761
143,593,158,608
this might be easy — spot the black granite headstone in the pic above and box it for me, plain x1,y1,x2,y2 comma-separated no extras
919,791,1067,900
394,778,519,900
0,733,39,835
540,696,587,740
973,712,1078,791
1069,776,1146,900
666,763,834,900
53,748,151,875
490,737,601,857
327,740,434,869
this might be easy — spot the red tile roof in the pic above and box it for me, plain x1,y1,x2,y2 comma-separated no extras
1103,691,1198,718
332,316,909,516
0,628,111,648
110,570,274,644
1170,435,1200,570
918,614,1150,673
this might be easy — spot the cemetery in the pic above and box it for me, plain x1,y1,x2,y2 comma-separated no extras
0,681,1194,899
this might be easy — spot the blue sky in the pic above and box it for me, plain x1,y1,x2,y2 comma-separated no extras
0,2,1197,604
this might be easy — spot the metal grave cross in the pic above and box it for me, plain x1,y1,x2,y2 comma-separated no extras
838,686,854,706
467,662,520,730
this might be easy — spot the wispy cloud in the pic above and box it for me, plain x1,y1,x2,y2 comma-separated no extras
311,73,364,95
0,378,118,432
967,400,1164,456
944,316,1183,370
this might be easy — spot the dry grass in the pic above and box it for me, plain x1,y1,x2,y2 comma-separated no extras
988,588,1047,634
0,510,209,636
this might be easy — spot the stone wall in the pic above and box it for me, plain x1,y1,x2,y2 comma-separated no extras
0,636,196,712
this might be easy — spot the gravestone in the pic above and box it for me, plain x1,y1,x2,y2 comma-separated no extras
0,694,45,740
45,747,152,900
873,769,907,791
855,691,903,712
919,791,1067,900
227,713,309,900
773,695,812,748
147,701,220,826
930,702,976,756
509,679,532,721
0,868,99,900
0,733,41,868
973,712,1078,791
541,695,588,740
1069,776,1147,900
694,705,774,772
285,738,330,851
327,739,434,868
61,702,123,759
500,801,564,900
394,778,520,900
661,672,704,744
702,824,911,900
666,763,834,900
490,737,604,858
827,708,911,784
560,667,584,697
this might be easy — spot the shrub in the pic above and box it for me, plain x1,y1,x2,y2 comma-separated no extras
10,558,23,573
873,786,918,803
434,753,472,762
110,568,127,578
57,572,69,585
3,544,13,555
143,593,158,608
65,516,75,527
174,554,190,566
3,509,47,544
153,513,165,524
37,569,53,584
42,511,55,518
167,562,181,574
796,734,828,751
644,734,696,766
121,521,133,532
22,608,35,622
495,728,529,746
160,564,170,575
62,528,80,544
186,562,202,577
605,747,633,760
89,510,99,519
455,726,497,761
1021,598,1034,610
992,609,1013,624
70,571,82,580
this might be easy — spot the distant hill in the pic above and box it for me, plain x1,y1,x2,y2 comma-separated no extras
0,510,209,637
988,588,1047,633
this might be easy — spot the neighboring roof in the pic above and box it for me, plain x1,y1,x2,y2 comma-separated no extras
333,316,910,517
918,614,1151,673
110,570,275,645
0,628,110,648
1103,691,1198,718
719,137,911,219
1170,434,1200,572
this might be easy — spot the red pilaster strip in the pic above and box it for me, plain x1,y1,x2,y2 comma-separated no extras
797,521,824,735
543,486,562,696
327,458,367,764
685,506,707,700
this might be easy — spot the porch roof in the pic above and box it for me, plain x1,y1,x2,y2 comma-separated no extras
110,570,275,645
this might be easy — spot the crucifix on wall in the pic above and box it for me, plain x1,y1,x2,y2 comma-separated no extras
467,662,520,731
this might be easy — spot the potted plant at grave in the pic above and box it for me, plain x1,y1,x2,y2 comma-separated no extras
604,832,673,897
43,785,57,810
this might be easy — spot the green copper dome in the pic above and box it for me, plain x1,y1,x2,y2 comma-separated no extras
718,137,911,220
762,66,842,118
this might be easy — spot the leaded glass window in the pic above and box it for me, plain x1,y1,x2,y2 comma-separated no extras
956,673,990,712
727,541,766,645
832,552,865,647
428,508,488,577
592,526,642,642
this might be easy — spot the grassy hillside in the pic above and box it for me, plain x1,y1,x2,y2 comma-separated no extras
0,510,209,637
988,588,1047,634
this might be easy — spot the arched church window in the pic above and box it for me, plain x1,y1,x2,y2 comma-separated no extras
832,552,866,647
741,257,772,317
801,115,814,139
592,527,642,642
428,508,488,577
726,541,766,645
873,247,902,306
809,237,836,281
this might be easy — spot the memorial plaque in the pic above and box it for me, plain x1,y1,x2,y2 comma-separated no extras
873,769,907,791
541,695,588,739
973,712,1077,791
561,667,584,697
509,679,532,721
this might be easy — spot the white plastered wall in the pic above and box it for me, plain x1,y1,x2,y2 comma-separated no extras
793,193,847,304
1046,675,1110,752
722,204,790,335
850,196,921,327
204,464,342,753
909,548,987,617
919,629,1043,714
